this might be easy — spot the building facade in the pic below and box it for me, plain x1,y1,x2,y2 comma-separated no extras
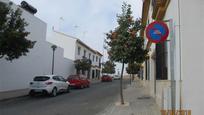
48,30,103,79
141,0,204,114
0,0,75,94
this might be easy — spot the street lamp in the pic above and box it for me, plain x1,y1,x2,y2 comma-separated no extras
51,45,57,75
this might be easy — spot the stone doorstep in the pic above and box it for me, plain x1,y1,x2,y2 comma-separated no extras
0,88,29,101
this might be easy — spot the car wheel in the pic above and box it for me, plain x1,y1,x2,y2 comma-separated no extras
51,87,57,97
29,90,35,97
87,84,90,88
80,85,84,89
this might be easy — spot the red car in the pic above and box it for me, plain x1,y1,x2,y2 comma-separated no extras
101,75,112,82
67,75,90,89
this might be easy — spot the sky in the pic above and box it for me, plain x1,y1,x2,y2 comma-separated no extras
11,0,143,74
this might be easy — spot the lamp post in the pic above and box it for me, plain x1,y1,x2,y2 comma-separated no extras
51,45,57,75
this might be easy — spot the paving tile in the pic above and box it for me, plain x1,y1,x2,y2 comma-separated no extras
97,80,160,115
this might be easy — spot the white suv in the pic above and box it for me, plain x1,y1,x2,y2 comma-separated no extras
29,75,70,97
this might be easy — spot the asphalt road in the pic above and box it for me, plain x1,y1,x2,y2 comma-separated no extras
0,79,129,115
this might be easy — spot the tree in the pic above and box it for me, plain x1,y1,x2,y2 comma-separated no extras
106,2,148,104
126,62,140,75
74,59,82,74
0,1,36,61
74,57,92,75
126,62,141,83
102,60,116,74
81,57,92,75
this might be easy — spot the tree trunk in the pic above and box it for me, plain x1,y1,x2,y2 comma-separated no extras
132,74,135,81
82,70,85,75
87,69,90,79
120,62,125,105
129,74,131,85
76,69,80,75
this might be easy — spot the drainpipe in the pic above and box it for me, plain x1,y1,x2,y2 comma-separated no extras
164,19,176,111
177,0,183,111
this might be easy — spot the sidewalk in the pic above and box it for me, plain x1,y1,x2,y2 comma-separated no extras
0,88,29,101
90,78,101,84
0,79,101,101
97,80,160,115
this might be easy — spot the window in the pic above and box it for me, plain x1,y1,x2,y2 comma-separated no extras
58,76,66,82
53,76,60,81
89,53,91,59
34,76,50,81
78,47,81,55
99,58,101,67
92,55,95,62
84,50,86,57
96,56,98,62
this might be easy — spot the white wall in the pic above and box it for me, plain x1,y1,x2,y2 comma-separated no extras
47,31,76,61
47,30,102,79
161,0,204,114
163,0,181,110
143,0,204,114
0,1,75,92
180,0,204,114
75,43,88,60
75,42,102,67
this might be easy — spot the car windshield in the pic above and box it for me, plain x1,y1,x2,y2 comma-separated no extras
33,76,50,81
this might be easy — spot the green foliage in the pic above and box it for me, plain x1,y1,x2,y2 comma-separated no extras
74,57,92,74
102,60,116,74
0,2,36,61
126,62,141,74
106,2,148,64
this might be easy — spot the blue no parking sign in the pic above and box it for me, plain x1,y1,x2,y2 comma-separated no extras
145,21,169,43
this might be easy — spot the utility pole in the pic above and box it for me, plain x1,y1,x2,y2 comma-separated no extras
51,45,57,75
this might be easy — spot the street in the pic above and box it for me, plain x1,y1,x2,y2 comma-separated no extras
0,80,129,115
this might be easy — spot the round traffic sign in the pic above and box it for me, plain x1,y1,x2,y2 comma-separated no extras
145,21,169,43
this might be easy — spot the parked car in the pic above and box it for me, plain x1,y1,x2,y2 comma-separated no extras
67,75,90,89
29,75,70,97
113,75,120,80
101,75,112,82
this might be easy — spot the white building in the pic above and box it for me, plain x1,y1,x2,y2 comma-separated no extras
141,0,204,114
48,30,103,79
0,1,103,99
0,0,75,99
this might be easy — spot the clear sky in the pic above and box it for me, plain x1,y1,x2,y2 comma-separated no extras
11,0,143,74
